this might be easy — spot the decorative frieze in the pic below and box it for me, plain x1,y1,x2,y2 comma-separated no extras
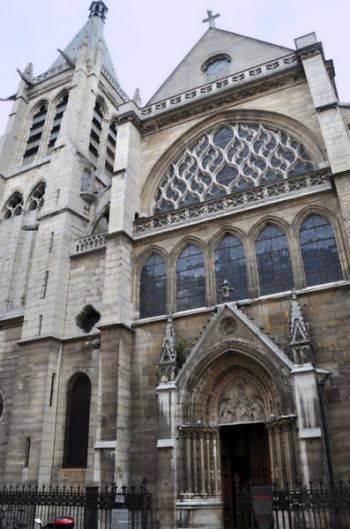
134,169,331,235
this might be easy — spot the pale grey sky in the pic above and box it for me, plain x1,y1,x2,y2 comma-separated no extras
0,0,349,135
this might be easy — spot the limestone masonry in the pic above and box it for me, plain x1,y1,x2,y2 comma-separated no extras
0,2,350,528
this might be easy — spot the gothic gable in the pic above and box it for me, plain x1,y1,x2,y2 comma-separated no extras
149,28,293,103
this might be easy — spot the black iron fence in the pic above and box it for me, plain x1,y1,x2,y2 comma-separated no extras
0,485,153,529
234,476,350,529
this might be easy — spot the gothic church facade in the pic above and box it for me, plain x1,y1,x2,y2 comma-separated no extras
0,2,350,528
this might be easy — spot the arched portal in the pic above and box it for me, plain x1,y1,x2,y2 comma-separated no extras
177,347,297,527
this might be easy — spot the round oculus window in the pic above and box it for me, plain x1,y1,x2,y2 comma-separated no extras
202,54,231,76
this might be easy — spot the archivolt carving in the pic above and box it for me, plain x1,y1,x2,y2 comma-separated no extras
153,123,314,213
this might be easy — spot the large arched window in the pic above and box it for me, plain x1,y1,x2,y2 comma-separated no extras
215,234,248,302
63,374,91,468
154,123,314,213
176,244,206,312
256,225,294,295
300,215,343,287
140,254,167,318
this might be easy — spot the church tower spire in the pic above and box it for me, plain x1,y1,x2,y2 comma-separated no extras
89,1,108,22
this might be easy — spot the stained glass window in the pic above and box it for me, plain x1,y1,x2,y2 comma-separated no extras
154,123,314,213
176,244,206,311
300,215,343,286
63,375,91,468
215,235,248,302
140,254,167,318
256,225,294,295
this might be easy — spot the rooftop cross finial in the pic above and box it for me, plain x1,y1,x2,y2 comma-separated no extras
89,1,108,22
202,9,220,28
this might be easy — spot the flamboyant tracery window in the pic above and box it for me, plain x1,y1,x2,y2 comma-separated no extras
176,244,206,312
300,215,343,287
140,254,167,318
256,225,294,295
154,123,314,213
215,235,248,302
3,192,24,219
28,182,46,211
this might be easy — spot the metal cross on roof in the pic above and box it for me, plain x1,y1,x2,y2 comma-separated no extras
202,9,220,28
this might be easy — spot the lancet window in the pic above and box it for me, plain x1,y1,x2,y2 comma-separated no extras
300,215,343,287
154,123,314,213
105,120,117,175
48,93,69,150
176,244,206,312
215,235,248,302
140,254,167,318
3,192,24,219
23,102,48,164
89,100,104,160
28,182,46,211
63,374,91,468
255,225,294,295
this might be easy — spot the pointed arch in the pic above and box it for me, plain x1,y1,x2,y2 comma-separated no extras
23,100,49,164
48,91,69,150
299,214,343,287
255,224,294,295
63,373,91,468
214,233,248,302
26,181,46,211
2,191,24,220
140,253,167,318
176,243,206,312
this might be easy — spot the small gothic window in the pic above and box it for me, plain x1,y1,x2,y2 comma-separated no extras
3,192,24,219
28,182,46,211
256,225,294,295
89,100,104,160
63,374,91,468
176,244,206,312
105,120,117,175
140,254,167,318
48,93,69,150
23,102,48,164
300,215,343,286
215,235,248,302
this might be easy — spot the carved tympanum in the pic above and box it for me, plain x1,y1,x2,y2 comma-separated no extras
218,379,265,423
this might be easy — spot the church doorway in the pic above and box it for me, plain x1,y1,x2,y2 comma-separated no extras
220,423,271,529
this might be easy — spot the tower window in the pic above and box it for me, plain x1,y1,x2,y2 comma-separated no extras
105,120,117,175
28,182,46,211
176,244,206,312
300,215,343,287
48,93,69,150
89,101,104,160
140,254,167,318
256,225,294,295
3,192,24,220
23,103,48,164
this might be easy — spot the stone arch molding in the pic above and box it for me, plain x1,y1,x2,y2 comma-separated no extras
141,109,327,215
176,303,293,426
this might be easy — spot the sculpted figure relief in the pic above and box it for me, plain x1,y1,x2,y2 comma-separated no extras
218,380,265,423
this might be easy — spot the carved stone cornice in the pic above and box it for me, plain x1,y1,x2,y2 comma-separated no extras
296,42,324,61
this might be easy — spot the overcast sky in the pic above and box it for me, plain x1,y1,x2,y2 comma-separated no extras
0,0,349,136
